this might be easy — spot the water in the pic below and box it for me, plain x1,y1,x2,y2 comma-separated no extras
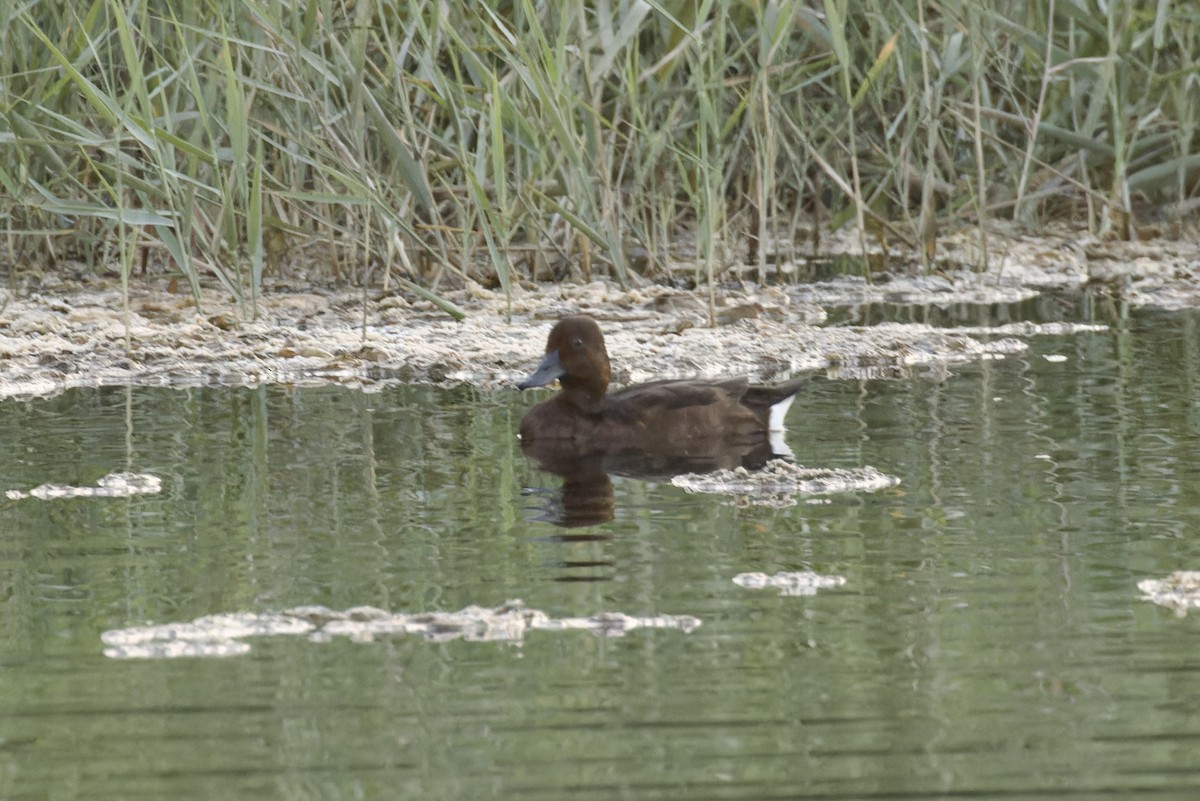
3,306,1200,799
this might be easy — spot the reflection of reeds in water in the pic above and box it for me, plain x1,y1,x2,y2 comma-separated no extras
6,1,1196,316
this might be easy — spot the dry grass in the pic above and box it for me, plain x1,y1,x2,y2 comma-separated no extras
2,0,1198,315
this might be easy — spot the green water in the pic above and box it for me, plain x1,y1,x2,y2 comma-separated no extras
3,308,1200,799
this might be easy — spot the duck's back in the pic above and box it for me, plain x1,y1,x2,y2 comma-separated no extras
605,377,762,443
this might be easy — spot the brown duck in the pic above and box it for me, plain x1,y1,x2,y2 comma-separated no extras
517,315,807,455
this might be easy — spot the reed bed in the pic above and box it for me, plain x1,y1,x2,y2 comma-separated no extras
2,0,1197,314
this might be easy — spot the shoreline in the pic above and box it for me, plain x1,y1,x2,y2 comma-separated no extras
1,231,1196,401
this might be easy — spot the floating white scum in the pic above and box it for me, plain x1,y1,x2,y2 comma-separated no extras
1138,571,1200,617
672,460,899,507
102,601,702,659
6,471,162,500
732,571,848,597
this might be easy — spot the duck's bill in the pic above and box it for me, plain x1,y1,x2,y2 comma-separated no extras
517,350,565,389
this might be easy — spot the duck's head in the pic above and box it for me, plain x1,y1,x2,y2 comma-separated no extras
518,315,611,411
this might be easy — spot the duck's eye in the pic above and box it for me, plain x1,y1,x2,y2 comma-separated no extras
571,336,584,349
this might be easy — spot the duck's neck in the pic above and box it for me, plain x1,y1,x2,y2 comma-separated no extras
560,377,607,415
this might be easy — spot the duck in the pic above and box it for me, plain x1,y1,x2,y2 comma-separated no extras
516,315,807,456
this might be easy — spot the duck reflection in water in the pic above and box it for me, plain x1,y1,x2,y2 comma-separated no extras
517,315,808,527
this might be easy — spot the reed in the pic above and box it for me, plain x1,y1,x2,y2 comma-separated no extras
2,0,1197,315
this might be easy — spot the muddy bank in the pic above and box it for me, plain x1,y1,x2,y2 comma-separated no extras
1,228,1194,400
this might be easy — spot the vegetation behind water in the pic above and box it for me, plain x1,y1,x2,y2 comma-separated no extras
2,0,1198,312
